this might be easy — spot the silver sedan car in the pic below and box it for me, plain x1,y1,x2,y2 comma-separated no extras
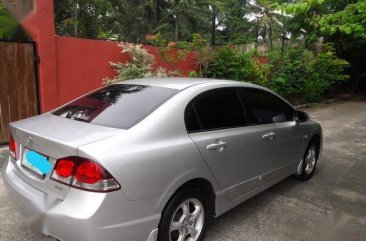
3,78,322,241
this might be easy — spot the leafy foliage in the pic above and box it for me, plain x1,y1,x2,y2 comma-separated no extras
199,44,348,103
277,0,366,40
54,0,222,42
267,45,349,102
147,33,207,65
267,48,308,100
314,1,366,39
54,0,156,41
274,0,366,92
206,47,268,86
215,0,253,45
104,43,177,85
0,3,18,39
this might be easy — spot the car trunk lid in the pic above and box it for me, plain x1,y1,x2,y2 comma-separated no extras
9,113,123,200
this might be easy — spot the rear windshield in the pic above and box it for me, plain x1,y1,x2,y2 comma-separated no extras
53,84,178,129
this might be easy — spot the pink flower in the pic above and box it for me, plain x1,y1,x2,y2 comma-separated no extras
168,42,176,47
146,35,156,40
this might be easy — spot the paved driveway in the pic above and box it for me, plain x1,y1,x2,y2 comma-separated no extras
1,97,365,241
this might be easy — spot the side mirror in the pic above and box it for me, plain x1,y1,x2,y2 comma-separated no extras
273,114,287,123
294,110,309,122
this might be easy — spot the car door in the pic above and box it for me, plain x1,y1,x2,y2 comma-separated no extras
185,88,276,200
237,87,305,183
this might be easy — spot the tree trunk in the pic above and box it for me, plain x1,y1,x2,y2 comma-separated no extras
211,6,216,47
74,0,79,36
281,32,285,55
255,17,259,54
175,11,180,41
351,75,362,94
268,27,273,50
156,0,161,26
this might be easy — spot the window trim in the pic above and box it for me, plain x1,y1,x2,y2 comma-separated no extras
184,86,296,133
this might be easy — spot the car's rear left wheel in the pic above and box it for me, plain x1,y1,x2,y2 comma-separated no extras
158,187,209,241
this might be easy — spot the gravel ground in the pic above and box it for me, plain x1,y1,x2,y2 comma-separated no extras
1,96,365,241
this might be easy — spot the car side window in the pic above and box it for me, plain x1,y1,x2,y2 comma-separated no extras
238,88,294,125
186,88,247,132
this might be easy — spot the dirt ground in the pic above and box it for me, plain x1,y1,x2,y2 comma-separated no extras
0,96,365,241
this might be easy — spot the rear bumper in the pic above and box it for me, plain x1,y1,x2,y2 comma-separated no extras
2,159,160,241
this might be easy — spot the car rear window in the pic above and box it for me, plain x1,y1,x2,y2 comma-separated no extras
53,84,178,129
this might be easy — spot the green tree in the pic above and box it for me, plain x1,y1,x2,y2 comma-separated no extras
0,3,18,39
255,0,286,50
274,0,366,92
216,0,253,45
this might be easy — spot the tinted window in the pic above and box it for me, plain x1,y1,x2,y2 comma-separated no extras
185,102,201,132
53,84,178,129
192,88,247,131
238,88,294,125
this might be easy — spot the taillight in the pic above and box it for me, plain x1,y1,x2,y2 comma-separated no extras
9,134,17,160
51,157,120,192
52,159,75,184
74,162,102,184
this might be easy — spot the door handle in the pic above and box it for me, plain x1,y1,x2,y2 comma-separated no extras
207,141,227,151
262,132,276,140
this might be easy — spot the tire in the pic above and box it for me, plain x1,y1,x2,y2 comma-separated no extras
296,141,319,181
158,187,209,241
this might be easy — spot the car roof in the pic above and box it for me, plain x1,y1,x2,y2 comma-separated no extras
117,77,258,90
116,77,294,108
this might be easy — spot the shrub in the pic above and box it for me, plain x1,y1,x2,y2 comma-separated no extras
147,33,207,66
267,48,309,101
196,45,215,77
104,43,177,85
305,45,349,101
267,45,349,103
206,47,268,85
203,44,348,103
188,70,199,77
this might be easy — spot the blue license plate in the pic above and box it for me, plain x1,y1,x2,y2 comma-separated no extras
22,150,52,178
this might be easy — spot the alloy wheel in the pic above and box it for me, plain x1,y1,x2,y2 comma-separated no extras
169,198,205,241
305,146,317,175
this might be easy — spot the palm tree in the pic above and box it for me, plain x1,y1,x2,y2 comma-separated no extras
250,0,285,50
161,0,224,41
163,0,197,40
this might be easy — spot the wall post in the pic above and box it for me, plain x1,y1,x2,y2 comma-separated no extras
21,0,58,112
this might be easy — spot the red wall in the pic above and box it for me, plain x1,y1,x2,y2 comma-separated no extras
21,0,197,112
55,36,125,105
56,36,197,105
